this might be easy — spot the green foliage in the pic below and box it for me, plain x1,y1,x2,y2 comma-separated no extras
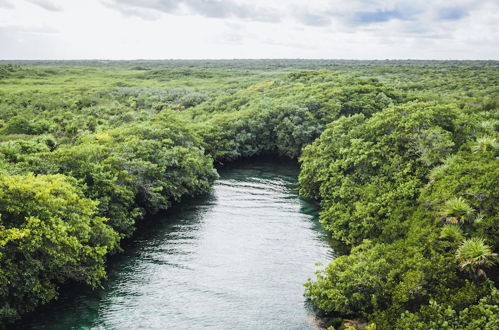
440,197,475,225
456,238,497,278
294,64,498,328
0,72,218,324
190,70,399,161
0,173,119,322
424,150,499,248
439,225,464,242
303,122,498,328
195,109,275,161
10,114,218,236
272,105,322,158
300,102,460,245
305,237,461,323
196,103,323,161
0,60,497,328
471,136,498,154
396,286,499,329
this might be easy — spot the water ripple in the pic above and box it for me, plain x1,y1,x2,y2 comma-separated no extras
16,160,332,330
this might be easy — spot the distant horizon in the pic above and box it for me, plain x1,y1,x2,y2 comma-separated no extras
2,58,498,62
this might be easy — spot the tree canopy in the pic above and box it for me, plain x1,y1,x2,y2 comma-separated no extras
0,60,497,328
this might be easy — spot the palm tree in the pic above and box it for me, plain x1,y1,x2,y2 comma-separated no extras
456,238,497,278
471,136,498,154
440,197,474,224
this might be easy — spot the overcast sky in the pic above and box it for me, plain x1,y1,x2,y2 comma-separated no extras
0,0,498,60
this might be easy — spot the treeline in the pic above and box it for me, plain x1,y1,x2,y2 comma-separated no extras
0,62,497,328
2,59,497,71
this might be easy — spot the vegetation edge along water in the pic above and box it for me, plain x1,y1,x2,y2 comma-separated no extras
0,60,497,329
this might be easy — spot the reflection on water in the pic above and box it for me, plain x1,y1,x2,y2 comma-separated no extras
16,158,333,330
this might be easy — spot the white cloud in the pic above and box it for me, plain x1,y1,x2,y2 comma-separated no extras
26,0,62,12
0,0,497,59
0,0,14,9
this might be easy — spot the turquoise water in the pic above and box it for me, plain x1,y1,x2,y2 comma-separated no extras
16,159,333,329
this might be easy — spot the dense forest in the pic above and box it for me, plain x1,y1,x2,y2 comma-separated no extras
0,60,497,329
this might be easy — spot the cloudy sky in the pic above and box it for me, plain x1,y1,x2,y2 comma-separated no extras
0,0,498,59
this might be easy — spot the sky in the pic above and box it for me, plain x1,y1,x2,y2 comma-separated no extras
0,0,498,60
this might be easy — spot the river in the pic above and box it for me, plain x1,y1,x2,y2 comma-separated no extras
16,158,333,330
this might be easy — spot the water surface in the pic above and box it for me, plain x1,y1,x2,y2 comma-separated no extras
17,159,332,329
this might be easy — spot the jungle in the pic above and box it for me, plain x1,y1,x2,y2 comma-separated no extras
0,60,497,329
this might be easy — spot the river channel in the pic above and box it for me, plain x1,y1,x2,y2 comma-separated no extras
17,158,333,329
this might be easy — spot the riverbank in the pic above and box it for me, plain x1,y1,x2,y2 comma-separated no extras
14,159,333,329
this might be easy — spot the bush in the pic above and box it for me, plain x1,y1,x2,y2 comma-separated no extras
0,173,119,323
